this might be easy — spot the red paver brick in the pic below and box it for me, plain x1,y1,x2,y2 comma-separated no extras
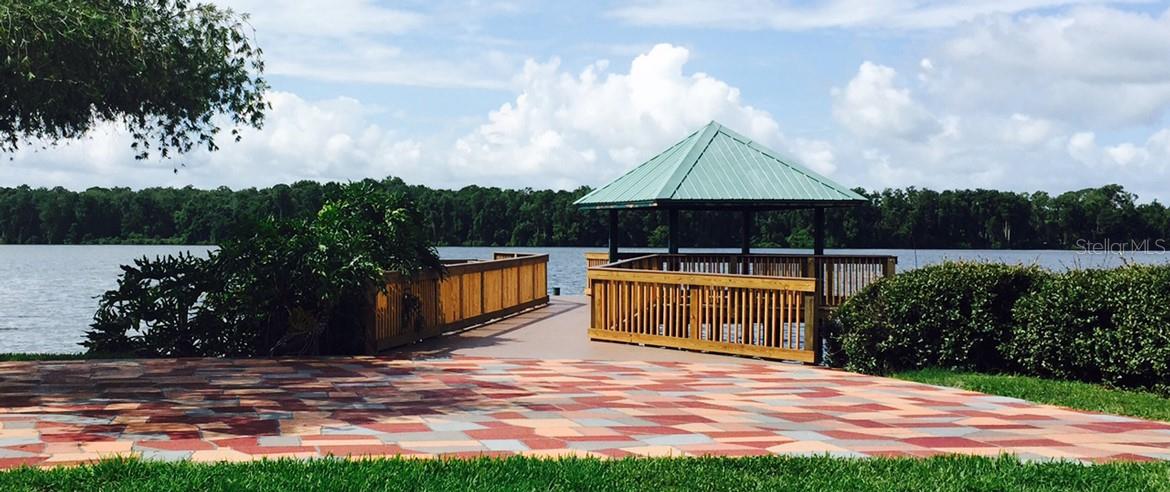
228,445,318,455
902,437,996,448
318,445,408,457
466,427,537,440
521,438,567,450
820,430,888,440
0,457,47,468
136,439,217,451
359,423,432,433
986,439,1069,447
300,435,381,442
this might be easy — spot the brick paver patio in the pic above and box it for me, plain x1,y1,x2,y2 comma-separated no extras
2,356,1169,468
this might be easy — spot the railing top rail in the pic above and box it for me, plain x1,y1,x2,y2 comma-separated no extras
588,266,815,291
448,252,548,273
586,252,651,261
590,252,896,265
590,254,662,270
654,253,897,261
585,251,897,261
386,252,548,281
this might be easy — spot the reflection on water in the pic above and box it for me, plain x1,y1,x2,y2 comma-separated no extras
1,245,1166,353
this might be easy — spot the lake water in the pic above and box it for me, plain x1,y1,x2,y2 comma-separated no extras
2,245,1168,354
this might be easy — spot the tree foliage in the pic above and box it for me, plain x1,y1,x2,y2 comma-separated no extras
0,0,268,159
83,183,442,357
1,179,1167,250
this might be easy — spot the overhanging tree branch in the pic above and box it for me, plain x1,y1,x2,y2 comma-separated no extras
0,0,269,160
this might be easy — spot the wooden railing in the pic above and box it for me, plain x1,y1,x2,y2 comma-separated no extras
585,253,896,363
585,252,611,269
583,252,650,294
587,264,818,362
587,253,896,308
365,253,549,353
817,255,895,308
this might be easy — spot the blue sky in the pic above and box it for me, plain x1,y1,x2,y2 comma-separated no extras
6,0,1170,201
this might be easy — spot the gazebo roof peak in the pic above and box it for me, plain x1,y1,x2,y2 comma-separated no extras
575,120,867,210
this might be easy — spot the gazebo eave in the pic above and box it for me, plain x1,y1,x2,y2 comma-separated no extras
576,198,868,211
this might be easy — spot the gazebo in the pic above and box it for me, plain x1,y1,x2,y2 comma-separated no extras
576,121,867,261
576,121,895,363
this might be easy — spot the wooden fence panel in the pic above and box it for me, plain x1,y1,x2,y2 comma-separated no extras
587,253,896,307
440,276,461,323
521,264,535,302
588,266,817,362
369,253,549,352
536,261,547,298
585,253,897,363
483,269,503,313
460,272,482,320
502,266,519,307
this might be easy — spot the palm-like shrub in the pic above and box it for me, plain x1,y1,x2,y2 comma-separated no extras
83,183,441,357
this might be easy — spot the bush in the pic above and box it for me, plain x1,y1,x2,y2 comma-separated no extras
85,252,237,356
830,262,1046,374
1003,269,1111,383
832,261,1170,394
1009,265,1170,393
83,183,442,357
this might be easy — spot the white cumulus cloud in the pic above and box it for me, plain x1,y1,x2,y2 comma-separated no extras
832,62,942,142
927,5,1170,127
0,91,428,190
609,0,1139,31
448,43,837,189
829,56,1170,200
208,0,518,89
2,45,838,191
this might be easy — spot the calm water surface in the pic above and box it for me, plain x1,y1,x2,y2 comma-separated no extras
2,245,1167,353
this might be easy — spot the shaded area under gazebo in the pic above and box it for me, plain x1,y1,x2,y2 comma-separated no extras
576,121,896,363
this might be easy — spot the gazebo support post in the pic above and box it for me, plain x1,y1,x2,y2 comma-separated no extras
741,210,752,255
812,206,827,361
667,208,679,254
813,207,825,256
608,209,619,263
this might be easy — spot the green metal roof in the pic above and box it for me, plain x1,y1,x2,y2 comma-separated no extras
575,121,867,210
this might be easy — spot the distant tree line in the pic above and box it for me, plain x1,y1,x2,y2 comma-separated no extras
1,179,1166,250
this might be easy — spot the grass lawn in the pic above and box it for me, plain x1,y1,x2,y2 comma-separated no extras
0,353,90,362
0,350,99,362
1,456,1168,492
0,353,139,362
894,368,1170,422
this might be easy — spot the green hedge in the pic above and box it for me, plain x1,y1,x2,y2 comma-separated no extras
831,262,1170,393
829,262,1045,374
1009,266,1170,393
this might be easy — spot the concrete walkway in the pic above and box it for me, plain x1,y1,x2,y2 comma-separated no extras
393,296,751,363
1,297,1168,467
2,356,1169,467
